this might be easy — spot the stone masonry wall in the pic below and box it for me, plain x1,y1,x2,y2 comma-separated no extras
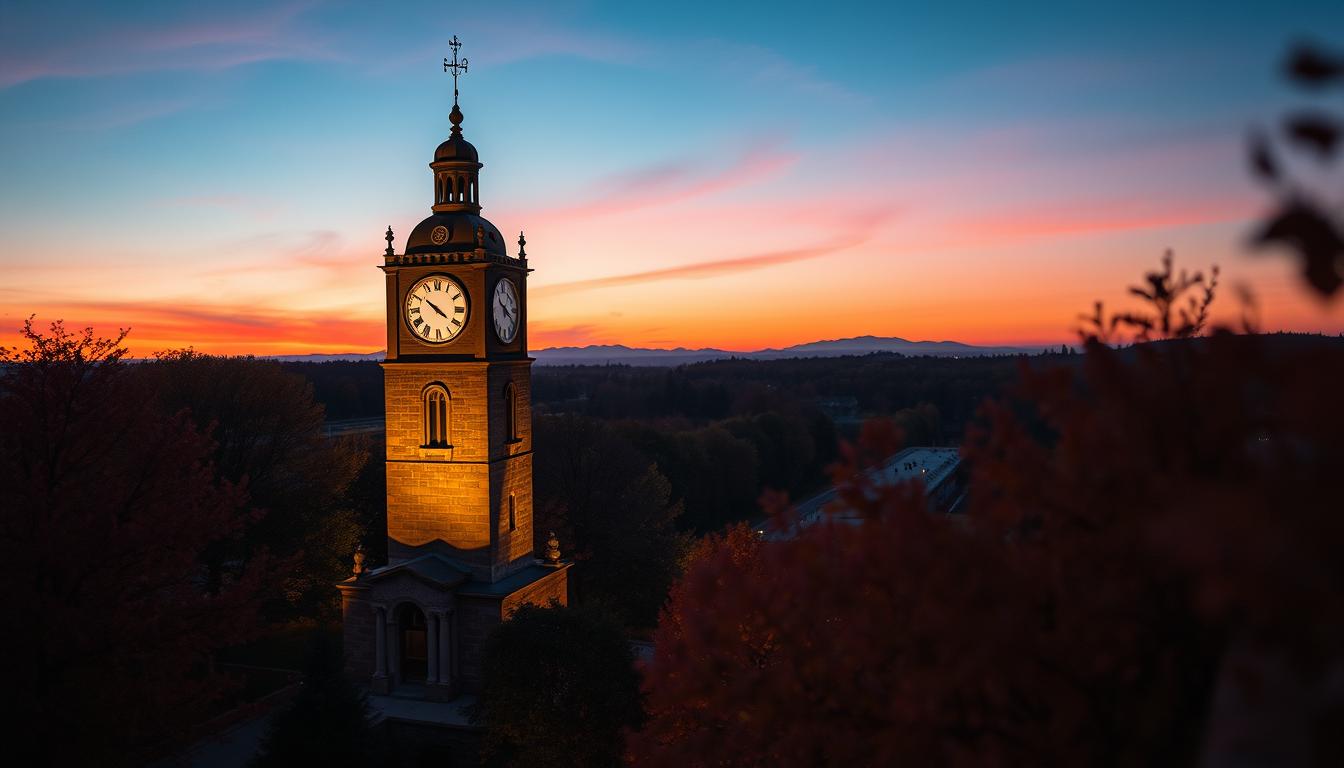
490,453,534,580
340,587,374,681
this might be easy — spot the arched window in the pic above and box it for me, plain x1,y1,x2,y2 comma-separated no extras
504,382,517,443
423,384,450,448
508,494,516,532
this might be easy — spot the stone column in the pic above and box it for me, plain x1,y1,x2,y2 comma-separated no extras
388,611,401,685
426,610,440,684
448,611,458,681
438,611,452,685
372,605,388,679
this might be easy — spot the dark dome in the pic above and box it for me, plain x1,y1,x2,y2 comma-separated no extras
434,104,479,163
434,135,479,163
405,211,506,256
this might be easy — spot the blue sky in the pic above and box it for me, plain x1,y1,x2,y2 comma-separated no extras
2,0,1340,353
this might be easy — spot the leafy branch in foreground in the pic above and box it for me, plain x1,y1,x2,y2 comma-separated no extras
1078,250,1218,344
1250,42,1344,298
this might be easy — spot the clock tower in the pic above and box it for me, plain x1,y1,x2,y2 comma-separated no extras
339,40,569,698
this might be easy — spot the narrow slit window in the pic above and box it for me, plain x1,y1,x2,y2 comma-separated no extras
508,494,516,532
504,382,517,443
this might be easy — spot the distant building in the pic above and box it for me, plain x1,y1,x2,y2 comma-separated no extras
814,395,861,426
758,447,965,541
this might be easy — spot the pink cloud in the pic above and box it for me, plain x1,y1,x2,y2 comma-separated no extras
519,141,798,222
959,198,1259,242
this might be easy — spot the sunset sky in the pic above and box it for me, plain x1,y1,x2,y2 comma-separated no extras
2,0,1342,355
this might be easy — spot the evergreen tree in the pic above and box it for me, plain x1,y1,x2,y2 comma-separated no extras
472,604,642,767
252,632,378,767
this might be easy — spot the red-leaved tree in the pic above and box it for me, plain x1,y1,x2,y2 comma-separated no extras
633,299,1344,765
0,319,265,766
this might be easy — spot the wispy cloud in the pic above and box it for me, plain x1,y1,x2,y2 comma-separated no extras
521,141,798,221
959,198,1258,243
534,208,892,298
689,38,870,106
0,2,334,89
527,322,605,348
156,194,288,222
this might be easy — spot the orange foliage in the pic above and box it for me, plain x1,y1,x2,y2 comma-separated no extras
633,329,1344,765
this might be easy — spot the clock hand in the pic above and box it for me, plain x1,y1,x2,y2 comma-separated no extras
425,299,449,318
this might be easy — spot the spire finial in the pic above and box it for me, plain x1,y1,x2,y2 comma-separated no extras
443,35,469,109
384,226,395,258
518,231,527,259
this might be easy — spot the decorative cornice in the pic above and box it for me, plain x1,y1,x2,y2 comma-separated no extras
384,250,526,268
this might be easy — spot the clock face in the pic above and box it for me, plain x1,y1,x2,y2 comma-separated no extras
492,277,520,344
405,275,468,344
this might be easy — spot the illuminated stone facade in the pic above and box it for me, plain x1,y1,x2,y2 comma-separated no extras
338,95,568,700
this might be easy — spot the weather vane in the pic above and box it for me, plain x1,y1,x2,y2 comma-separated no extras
443,35,469,107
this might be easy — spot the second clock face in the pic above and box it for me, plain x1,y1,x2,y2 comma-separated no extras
492,277,520,343
405,275,468,344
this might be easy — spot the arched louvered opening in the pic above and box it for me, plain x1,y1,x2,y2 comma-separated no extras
423,384,451,448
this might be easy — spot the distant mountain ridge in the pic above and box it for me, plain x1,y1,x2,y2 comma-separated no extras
533,335,1044,366
262,336,1045,366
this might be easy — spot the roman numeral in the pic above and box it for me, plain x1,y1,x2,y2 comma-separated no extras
413,317,423,328
451,318,461,327
450,292,460,300
409,306,420,315
420,325,431,337
454,306,464,313
435,328,443,340
433,279,442,290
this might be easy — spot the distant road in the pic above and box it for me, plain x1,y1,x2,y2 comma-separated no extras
753,446,961,540
322,417,385,438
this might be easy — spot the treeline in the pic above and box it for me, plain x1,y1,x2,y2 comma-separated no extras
532,353,1032,441
288,352,1045,442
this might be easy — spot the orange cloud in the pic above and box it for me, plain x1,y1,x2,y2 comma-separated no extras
532,208,893,298
2,301,382,357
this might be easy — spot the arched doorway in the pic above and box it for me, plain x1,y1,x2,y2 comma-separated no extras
398,603,428,682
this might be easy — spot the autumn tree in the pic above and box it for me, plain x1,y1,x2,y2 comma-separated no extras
138,351,368,621
532,414,688,630
0,319,264,765
633,246,1344,764
472,603,643,768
